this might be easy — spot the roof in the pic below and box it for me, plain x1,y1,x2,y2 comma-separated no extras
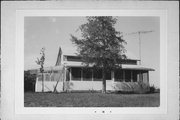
29,65,65,73
63,61,154,71
121,65,155,71
55,47,62,66
43,65,64,71
60,46,139,60
61,46,78,56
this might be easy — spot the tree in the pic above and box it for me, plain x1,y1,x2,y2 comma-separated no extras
24,71,36,92
71,17,127,93
36,47,45,92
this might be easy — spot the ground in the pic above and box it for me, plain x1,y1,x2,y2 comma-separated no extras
24,92,160,107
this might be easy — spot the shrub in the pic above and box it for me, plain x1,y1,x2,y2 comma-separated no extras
149,85,156,93
24,71,36,92
113,82,150,94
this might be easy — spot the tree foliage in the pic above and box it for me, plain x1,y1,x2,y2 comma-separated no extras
71,17,126,69
71,16,127,93
36,47,45,72
24,71,36,92
35,47,45,92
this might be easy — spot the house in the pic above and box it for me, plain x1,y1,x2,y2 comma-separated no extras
35,47,154,93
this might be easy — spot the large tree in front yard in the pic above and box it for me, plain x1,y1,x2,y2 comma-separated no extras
71,17,127,93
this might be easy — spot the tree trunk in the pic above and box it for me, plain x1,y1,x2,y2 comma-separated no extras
102,68,106,93
53,80,59,93
42,72,44,92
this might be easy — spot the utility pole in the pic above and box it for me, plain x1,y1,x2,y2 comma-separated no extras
123,30,153,65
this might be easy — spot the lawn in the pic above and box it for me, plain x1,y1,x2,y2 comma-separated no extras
24,92,160,107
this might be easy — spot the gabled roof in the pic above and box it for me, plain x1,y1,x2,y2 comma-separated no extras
60,46,139,60
61,46,78,56
55,47,62,66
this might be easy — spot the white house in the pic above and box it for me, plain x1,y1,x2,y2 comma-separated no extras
34,47,154,93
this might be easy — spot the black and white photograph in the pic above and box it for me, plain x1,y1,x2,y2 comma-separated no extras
24,16,160,107
1,1,179,120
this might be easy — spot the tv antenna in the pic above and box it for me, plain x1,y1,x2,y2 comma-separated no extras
123,30,154,65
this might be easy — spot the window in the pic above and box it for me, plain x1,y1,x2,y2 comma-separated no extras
45,74,50,81
105,71,111,80
115,69,123,82
37,74,47,81
71,67,81,81
52,72,60,81
93,69,102,81
66,56,82,62
117,59,137,65
83,68,92,81
63,56,67,61
53,71,59,73
38,74,42,81
132,71,138,82
125,70,131,82
50,73,55,81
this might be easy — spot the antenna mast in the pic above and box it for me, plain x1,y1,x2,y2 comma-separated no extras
123,30,154,65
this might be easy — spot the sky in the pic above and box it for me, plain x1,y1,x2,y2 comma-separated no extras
24,16,160,87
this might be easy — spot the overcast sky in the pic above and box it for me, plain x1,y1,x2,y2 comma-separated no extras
24,16,160,87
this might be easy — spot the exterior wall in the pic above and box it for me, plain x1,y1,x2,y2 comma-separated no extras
65,80,114,91
35,66,65,92
113,82,150,93
35,81,63,92
35,66,150,93
35,80,149,93
34,49,153,93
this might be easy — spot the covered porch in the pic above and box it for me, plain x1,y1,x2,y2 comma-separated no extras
67,66,153,83
65,65,154,91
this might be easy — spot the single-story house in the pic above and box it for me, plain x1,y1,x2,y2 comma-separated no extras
34,47,154,93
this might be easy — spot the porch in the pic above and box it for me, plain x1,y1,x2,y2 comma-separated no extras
35,65,154,92
64,66,152,91
67,67,150,83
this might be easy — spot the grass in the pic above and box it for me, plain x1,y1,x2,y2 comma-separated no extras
24,92,160,107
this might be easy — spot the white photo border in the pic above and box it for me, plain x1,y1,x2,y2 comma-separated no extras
15,10,167,115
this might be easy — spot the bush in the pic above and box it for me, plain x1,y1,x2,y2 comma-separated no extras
113,82,150,94
24,71,36,92
149,85,156,93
